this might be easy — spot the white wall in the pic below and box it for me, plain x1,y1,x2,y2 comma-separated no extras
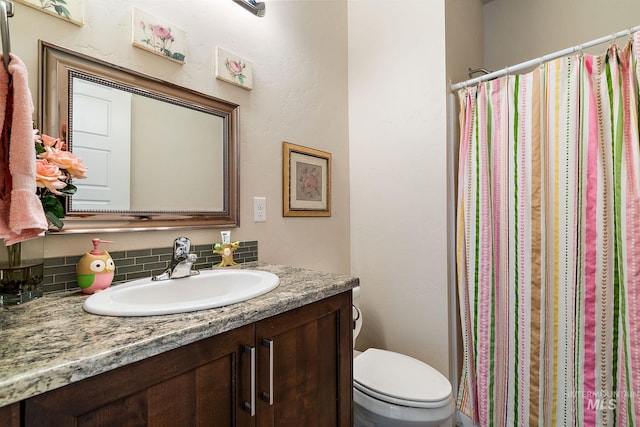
348,0,450,375
11,0,350,274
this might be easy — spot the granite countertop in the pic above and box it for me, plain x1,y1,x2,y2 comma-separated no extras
0,263,359,407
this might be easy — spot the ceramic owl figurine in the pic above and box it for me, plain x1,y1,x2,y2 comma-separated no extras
77,239,115,294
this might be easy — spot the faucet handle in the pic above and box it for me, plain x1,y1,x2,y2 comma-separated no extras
174,237,191,258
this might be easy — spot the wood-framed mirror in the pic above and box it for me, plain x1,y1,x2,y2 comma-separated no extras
38,41,239,233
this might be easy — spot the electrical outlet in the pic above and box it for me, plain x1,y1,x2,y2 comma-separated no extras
254,197,266,222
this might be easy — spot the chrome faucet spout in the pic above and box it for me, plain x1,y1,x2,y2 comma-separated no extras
152,237,200,281
169,253,199,279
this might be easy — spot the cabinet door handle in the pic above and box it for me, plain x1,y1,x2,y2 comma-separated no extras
243,345,256,416
261,338,274,405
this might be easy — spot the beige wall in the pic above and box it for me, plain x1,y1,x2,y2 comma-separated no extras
484,0,640,71
446,0,484,87
348,0,450,376
129,95,224,211
12,1,350,274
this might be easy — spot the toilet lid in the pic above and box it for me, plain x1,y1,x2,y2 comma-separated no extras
354,348,452,408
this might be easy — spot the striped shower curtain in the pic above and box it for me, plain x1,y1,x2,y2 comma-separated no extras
456,33,640,426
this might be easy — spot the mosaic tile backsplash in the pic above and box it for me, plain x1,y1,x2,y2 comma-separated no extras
43,241,258,293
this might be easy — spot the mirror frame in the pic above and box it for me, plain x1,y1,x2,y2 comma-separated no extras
38,41,240,233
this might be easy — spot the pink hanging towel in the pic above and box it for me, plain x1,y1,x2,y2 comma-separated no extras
0,54,48,245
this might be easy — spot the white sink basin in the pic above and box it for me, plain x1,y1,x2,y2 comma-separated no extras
83,269,280,316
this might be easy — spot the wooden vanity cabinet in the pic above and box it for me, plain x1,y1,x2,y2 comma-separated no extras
22,291,352,427
24,323,256,427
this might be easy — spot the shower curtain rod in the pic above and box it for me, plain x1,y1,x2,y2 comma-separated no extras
450,24,640,92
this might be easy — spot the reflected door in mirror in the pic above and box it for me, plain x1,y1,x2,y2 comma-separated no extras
72,79,132,211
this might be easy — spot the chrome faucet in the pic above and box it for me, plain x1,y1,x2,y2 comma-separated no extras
152,237,200,281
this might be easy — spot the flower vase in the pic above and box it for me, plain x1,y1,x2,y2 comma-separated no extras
0,238,44,305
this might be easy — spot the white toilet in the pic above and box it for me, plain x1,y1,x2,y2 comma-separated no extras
352,287,455,427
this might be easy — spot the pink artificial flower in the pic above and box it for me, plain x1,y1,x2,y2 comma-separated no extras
40,134,65,149
39,146,88,179
35,159,67,195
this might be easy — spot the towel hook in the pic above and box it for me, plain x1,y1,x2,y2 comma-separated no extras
0,1,13,73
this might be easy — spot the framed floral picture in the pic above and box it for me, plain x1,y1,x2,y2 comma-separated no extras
283,142,331,217
215,47,254,90
131,8,186,64
15,0,83,26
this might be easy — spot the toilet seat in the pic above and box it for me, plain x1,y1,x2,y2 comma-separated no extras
353,348,453,409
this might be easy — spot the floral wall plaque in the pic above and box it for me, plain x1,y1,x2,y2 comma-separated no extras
15,0,83,26
215,46,254,90
131,8,186,64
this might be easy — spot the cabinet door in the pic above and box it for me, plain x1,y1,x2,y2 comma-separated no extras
24,324,255,427
0,402,20,427
255,291,353,427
